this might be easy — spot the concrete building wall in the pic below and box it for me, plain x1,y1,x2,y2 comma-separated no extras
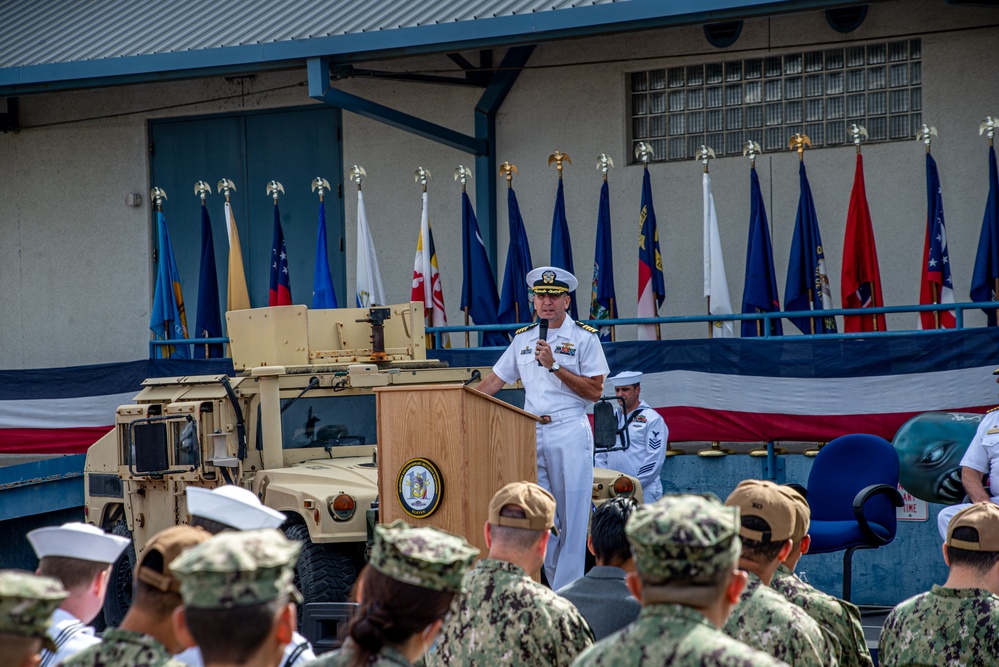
0,0,997,367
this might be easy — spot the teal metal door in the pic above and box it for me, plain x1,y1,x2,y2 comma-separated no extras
149,106,344,318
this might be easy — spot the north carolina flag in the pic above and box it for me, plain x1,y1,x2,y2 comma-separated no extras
411,191,450,347
919,153,956,329
590,180,618,341
785,162,836,334
194,203,223,359
703,172,734,338
268,204,292,306
312,200,338,309
841,154,887,332
150,210,189,359
225,202,251,312
498,187,534,325
356,189,386,308
741,166,782,337
637,168,665,340
971,146,999,325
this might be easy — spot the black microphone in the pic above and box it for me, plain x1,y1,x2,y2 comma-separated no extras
537,320,549,366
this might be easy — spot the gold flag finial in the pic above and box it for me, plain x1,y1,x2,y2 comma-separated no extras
848,124,869,153
348,165,366,191
150,187,168,210
916,124,938,153
634,141,654,166
193,181,212,202
454,165,472,191
217,178,237,201
742,140,762,166
789,133,811,161
698,145,716,173
499,161,518,189
548,151,571,178
311,177,332,200
266,180,285,203
596,154,614,181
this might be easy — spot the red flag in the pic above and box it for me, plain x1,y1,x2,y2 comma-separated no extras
841,154,887,332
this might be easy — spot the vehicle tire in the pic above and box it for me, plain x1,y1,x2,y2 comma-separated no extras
283,522,362,617
102,515,136,628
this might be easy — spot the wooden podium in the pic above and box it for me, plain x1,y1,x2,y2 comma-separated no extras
374,384,539,555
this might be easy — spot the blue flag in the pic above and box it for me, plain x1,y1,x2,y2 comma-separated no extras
498,187,534,325
590,180,617,341
550,178,578,320
312,201,338,309
785,162,837,334
459,192,506,347
150,210,189,358
194,204,223,359
919,153,956,329
637,168,665,340
972,146,999,326
741,167,782,337
268,205,293,306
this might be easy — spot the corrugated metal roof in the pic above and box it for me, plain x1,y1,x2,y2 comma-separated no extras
0,0,620,68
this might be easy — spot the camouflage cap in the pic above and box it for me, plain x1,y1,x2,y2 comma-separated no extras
725,479,796,543
169,529,302,609
369,520,479,593
626,494,741,582
777,485,810,542
947,502,999,551
0,570,67,652
137,524,212,593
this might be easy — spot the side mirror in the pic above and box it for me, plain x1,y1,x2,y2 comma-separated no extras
133,422,169,473
593,396,630,452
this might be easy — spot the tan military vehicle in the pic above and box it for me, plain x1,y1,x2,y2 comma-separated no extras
84,302,641,625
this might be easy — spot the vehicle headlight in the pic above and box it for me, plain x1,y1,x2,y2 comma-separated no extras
329,493,356,521
612,476,635,497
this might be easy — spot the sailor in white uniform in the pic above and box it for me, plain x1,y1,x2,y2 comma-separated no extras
27,522,130,667
174,485,316,667
593,371,668,502
476,266,609,590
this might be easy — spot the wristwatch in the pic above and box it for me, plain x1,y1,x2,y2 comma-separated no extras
549,362,561,373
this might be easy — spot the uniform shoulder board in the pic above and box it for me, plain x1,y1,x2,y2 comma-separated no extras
515,322,540,335
576,321,599,334
988,406,999,413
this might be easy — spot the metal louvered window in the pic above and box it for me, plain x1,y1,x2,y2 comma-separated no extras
628,39,921,162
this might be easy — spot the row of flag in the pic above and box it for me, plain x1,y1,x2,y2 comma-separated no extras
152,130,999,358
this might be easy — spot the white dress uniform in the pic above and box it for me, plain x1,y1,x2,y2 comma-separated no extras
174,632,316,667
492,315,609,590
594,399,667,502
39,608,100,667
937,408,999,539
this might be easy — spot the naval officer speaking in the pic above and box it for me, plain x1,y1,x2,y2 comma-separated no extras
476,266,609,590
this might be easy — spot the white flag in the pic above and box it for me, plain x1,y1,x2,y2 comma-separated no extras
411,191,450,347
703,173,734,338
225,201,251,312
355,189,386,308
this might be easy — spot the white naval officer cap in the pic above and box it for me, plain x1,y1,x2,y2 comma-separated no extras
186,485,286,530
526,266,578,294
608,371,643,387
27,522,130,564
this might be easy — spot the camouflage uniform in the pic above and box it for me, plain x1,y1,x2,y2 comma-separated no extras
62,628,187,667
878,585,999,666
310,645,411,667
770,564,871,667
424,558,594,666
572,494,785,667
0,569,67,652
723,571,835,667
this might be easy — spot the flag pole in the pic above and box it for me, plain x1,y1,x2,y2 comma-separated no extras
984,118,999,326
151,186,169,358
743,141,765,337
849,123,878,332
918,124,941,329
700,144,717,338
456,165,472,348
194,180,212,358
595,153,617,341
500,161,519,323
790,133,817,334
415,167,434,347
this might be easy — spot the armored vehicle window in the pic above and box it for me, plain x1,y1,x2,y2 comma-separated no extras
172,419,199,466
275,395,378,449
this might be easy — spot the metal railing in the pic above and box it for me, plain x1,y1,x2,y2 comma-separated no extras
149,301,999,356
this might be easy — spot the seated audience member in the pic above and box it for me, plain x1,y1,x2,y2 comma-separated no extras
879,502,999,666
558,497,641,640
0,570,67,667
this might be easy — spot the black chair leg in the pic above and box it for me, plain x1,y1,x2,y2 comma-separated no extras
842,544,878,602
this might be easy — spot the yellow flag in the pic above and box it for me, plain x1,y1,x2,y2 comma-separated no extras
225,201,251,311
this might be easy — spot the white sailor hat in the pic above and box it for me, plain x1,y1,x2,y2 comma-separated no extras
27,522,130,564
526,266,578,294
186,485,286,531
608,371,643,387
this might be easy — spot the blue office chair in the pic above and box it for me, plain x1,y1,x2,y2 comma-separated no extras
806,433,903,602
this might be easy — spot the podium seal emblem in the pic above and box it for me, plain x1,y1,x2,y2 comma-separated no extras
397,457,444,518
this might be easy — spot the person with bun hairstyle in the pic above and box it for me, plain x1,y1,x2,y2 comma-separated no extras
310,520,478,667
